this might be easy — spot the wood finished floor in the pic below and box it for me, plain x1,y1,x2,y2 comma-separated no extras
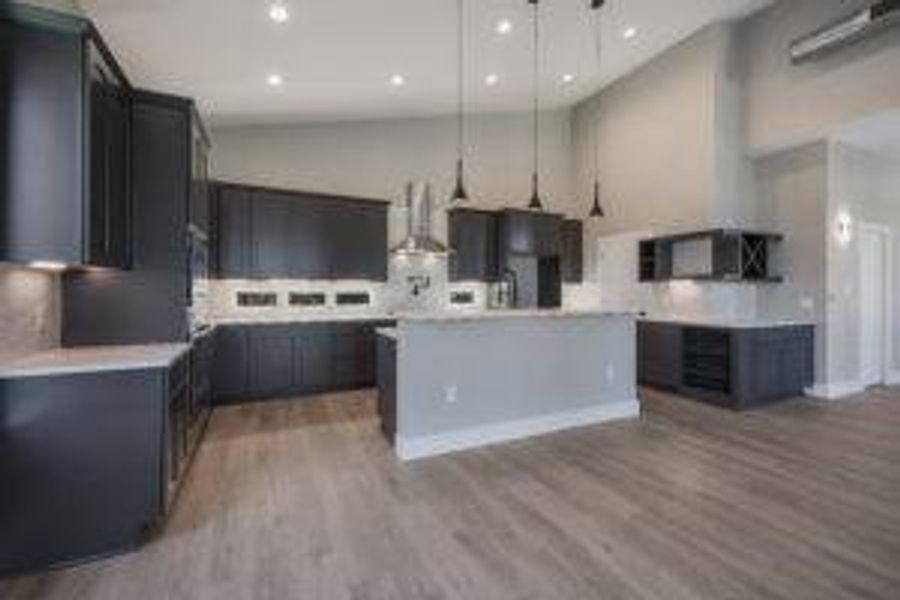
3,387,900,600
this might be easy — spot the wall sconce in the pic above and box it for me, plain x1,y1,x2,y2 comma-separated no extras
835,211,853,246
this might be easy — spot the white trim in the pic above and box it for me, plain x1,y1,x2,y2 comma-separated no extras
804,381,867,400
395,399,640,462
858,222,893,386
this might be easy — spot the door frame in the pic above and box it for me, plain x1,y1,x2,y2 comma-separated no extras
857,222,893,386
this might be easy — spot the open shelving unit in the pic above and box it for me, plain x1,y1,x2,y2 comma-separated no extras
638,229,783,283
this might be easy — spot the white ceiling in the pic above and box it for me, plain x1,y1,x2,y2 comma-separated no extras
80,0,771,126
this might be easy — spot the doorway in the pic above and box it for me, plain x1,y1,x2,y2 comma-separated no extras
858,223,891,387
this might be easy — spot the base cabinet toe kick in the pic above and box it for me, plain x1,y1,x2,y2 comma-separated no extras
637,321,815,409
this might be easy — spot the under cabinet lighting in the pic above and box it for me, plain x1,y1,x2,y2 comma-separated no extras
29,261,67,272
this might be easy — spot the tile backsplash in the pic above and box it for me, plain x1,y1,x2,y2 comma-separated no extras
0,264,60,363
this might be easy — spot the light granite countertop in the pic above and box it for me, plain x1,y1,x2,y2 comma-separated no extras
213,313,397,325
400,309,635,323
0,343,191,379
638,315,816,329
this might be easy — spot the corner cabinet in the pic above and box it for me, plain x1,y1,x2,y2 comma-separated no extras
0,6,132,268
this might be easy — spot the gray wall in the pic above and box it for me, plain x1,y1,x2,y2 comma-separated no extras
572,24,722,238
0,265,60,363
396,315,636,442
827,141,900,382
210,110,578,220
741,0,900,155
755,142,830,385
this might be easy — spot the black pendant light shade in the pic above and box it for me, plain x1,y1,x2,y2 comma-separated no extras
589,180,605,218
451,158,469,202
529,172,543,210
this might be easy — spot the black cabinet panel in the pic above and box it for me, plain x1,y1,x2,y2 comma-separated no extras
213,320,394,404
62,92,192,346
287,196,331,278
329,202,388,280
561,220,583,283
0,14,88,265
250,327,295,395
0,367,167,575
216,186,252,278
212,326,251,401
449,209,499,282
638,321,814,409
250,192,292,279
213,185,388,281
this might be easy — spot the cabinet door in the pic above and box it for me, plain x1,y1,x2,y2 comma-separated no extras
637,322,683,389
330,203,387,280
561,220,583,283
535,214,563,257
216,187,251,278
294,325,334,393
449,210,498,282
85,38,130,269
190,117,211,235
212,326,250,400
502,211,536,255
288,196,332,279
250,191,291,278
249,326,295,396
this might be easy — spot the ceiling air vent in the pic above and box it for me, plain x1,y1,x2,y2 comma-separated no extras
790,0,900,64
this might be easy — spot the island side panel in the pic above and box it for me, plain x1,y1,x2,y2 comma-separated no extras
395,315,638,459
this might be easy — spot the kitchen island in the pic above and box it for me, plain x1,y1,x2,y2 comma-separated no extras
377,311,639,461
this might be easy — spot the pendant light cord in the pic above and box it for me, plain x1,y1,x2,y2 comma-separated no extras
457,0,464,164
532,0,540,190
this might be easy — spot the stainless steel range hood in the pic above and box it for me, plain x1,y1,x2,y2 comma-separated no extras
390,181,451,256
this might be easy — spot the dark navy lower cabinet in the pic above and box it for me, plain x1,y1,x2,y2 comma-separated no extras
637,321,814,409
212,320,395,405
0,349,209,576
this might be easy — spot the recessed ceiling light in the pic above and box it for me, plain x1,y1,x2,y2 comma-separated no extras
496,19,513,35
485,73,499,86
562,73,577,84
390,74,406,87
623,27,637,40
268,2,289,23
267,73,284,87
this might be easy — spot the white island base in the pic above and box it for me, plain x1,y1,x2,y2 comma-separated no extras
381,312,640,461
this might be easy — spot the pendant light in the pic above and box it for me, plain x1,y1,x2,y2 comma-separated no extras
450,0,469,202
527,0,543,211
588,0,606,219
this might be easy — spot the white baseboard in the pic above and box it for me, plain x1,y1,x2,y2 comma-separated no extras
804,380,867,400
395,399,640,462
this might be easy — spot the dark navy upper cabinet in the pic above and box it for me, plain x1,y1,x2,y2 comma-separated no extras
212,183,388,281
190,113,212,235
448,209,499,282
62,91,199,346
499,210,563,259
561,219,583,283
0,6,132,268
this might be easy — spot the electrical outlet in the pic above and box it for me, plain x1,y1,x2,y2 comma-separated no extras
445,385,458,404
606,364,615,383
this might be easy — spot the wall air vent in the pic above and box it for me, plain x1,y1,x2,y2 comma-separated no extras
790,0,900,64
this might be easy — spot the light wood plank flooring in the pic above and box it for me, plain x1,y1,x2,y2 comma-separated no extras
3,387,900,600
